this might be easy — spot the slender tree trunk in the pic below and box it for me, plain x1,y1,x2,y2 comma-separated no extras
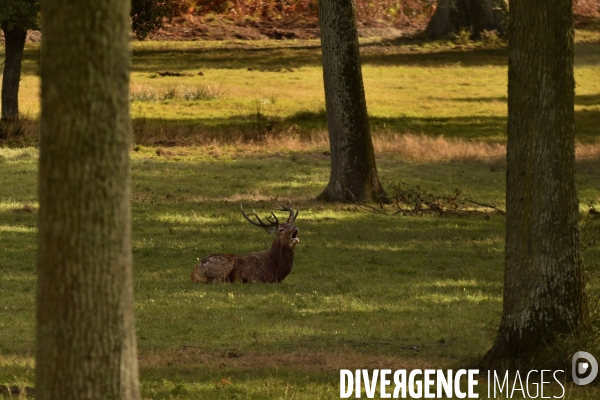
317,0,384,203
423,0,506,40
36,0,140,399
1,23,27,121
484,0,589,365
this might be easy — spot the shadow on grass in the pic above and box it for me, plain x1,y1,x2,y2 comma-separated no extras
124,40,596,73
127,45,511,73
7,106,598,147
440,93,600,106
131,113,508,143
12,35,600,77
131,104,600,145
2,41,511,78
116,41,600,72
576,93,600,106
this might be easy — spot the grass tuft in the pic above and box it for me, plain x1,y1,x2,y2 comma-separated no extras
181,85,219,101
129,84,222,102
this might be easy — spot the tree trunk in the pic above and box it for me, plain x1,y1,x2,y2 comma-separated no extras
484,0,589,365
36,0,140,399
317,0,384,203
1,23,27,121
423,0,507,40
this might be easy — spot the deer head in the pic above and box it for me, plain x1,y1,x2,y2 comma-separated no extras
241,200,299,249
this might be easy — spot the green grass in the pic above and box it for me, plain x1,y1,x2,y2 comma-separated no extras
1,146,600,398
2,30,600,399
7,29,600,145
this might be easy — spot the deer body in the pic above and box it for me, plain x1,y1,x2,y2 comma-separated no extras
191,202,299,283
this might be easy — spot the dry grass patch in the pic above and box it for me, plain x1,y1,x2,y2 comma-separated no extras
577,142,600,159
136,131,600,166
5,118,600,167
373,133,506,161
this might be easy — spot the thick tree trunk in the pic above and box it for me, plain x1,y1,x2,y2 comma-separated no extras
36,0,140,399
317,0,384,203
1,23,27,121
423,0,506,40
484,0,589,365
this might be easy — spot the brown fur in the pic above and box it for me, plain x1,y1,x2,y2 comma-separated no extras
191,223,299,283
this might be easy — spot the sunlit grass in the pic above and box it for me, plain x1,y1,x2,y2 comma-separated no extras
5,31,600,147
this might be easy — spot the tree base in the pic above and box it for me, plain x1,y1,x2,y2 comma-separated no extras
316,185,387,203
481,325,594,373
1,24,27,121
421,0,507,41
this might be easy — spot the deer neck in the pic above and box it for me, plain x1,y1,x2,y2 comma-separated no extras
266,238,295,281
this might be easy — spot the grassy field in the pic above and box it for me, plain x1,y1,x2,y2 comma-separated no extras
1,26,600,399
8,26,600,146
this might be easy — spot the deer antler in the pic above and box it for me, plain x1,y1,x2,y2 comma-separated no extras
240,204,279,231
277,200,298,224
240,201,298,230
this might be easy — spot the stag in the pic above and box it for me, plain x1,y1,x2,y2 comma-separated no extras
191,201,299,283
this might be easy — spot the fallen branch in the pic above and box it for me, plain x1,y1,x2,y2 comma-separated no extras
461,197,505,215
347,182,506,217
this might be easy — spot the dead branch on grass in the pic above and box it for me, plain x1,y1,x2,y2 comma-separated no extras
345,182,505,218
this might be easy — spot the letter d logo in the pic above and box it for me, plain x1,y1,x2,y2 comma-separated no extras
572,351,598,385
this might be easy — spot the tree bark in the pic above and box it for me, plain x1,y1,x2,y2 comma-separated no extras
1,23,26,121
423,0,507,40
484,0,589,365
317,0,384,203
36,0,140,399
